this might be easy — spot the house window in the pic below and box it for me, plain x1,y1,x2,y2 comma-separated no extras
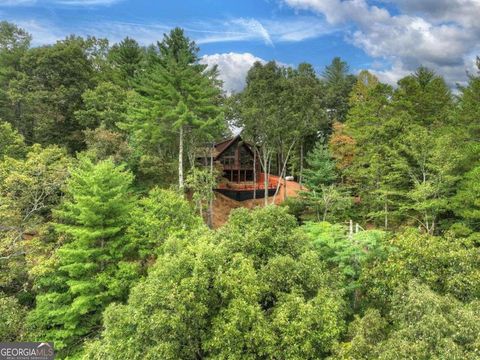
239,146,253,167
221,145,236,167
222,156,235,166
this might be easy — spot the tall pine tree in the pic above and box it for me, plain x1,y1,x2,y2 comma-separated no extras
123,28,224,190
322,57,356,122
28,158,137,357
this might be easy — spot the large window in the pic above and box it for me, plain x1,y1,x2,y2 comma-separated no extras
239,146,253,168
221,145,236,167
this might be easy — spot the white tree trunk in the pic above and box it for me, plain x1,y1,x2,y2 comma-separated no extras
264,151,269,206
272,141,296,204
299,142,304,188
253,149,257,200
178,125,184,190
207,143,214,228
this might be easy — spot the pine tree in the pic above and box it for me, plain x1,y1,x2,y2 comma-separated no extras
322,57,356,122
124,28,224,191
344,72,401,228
301,140,350,221
28,158,137,357
303,139,337,192
393,66,453,127
108,37,144,88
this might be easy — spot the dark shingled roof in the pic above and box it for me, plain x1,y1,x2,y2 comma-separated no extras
214,134,242,160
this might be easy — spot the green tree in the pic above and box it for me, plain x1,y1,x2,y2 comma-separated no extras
75,82,129,130
345,68,461,231
8,36,96,151
322,57,356,122
344,72,401,229
394,125,461,234
108,37,144,88
0,21,31,127
455,57,480,172
84,207,345,359
0,293,26,341
360,229,480,312
82,127,132,164
288,63,327,185
28,158,137,357
0,120,26,159
452,165,480,232
0,145,70,297
301,143,351,221
334,282,480,360
393,66,453,127
303,139,337,191
233,61,293,204
127,187,202,261
123,28,224,190
301,221,388,310
185,166,218,223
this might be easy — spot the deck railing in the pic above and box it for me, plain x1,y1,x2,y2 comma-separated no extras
217,179,278,191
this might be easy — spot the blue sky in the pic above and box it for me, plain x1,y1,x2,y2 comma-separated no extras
1,0,479,92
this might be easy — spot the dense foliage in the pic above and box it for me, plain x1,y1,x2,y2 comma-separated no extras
0,20,479,359
84,207,345,360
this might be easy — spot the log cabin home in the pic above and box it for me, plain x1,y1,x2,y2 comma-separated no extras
198,134,278,201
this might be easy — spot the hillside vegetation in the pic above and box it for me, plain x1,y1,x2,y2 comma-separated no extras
0,21,479,359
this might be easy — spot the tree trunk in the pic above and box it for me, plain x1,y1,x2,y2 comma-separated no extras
384,201,388,230
322,207,328,222
272,141,296,204
299,142,304,188
278,148,283,176
178,125,184,191
253,149,257,200
264,151,269,206
207,143,214,229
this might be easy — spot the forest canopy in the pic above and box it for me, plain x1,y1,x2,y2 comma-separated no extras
0,20,479,359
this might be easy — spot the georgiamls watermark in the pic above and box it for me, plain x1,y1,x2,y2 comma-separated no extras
0,343,54,360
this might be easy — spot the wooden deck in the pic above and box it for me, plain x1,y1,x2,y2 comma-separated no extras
216,173,278,191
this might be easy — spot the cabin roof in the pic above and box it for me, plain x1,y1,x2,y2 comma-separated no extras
196,134,254,160
214,134,242,158
212,134,244,159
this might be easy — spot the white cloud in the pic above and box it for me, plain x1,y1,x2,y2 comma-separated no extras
383,0,480,27
262,16,335,42
229,18,272,46
195,17,317,46
369,60,411,86
282,0,480,86
84,21,170,45
16,15,334,50
191,18,273,46
16,19,64,46
200,52,266,94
